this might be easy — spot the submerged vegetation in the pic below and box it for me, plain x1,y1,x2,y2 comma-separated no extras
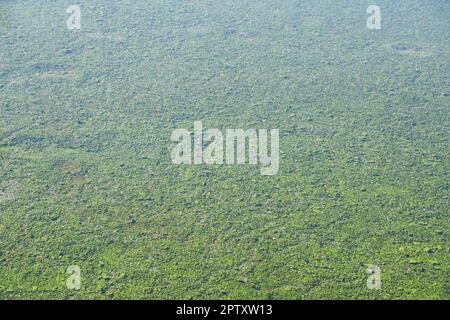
0,0,449,299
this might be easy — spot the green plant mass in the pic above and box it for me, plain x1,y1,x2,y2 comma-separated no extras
0,0,449,299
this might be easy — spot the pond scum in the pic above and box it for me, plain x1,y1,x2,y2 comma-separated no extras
0,0,449,299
